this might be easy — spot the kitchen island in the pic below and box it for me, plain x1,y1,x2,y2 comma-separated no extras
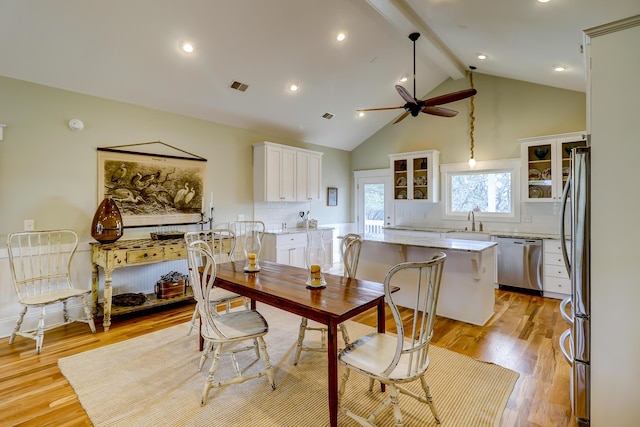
358,233,497,326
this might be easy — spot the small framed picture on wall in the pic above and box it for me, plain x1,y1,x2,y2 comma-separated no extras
327,187,338,206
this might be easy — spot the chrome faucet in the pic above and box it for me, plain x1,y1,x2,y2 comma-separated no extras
467,211,476,232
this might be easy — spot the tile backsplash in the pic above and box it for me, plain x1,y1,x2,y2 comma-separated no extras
254,201,312,231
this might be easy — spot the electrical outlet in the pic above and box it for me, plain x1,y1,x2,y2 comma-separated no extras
24,219,35,231
237,214,245,221
523,215,532,223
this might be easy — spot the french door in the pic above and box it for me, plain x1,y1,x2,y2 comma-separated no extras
354,169,392,235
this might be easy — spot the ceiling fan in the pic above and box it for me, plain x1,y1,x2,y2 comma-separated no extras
358,32,477,124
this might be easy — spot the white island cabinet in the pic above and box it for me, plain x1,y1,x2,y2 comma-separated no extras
262,228,333,269
358,233,496,326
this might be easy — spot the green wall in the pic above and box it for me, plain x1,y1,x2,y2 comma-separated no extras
351,73,586,170
0,76,351,246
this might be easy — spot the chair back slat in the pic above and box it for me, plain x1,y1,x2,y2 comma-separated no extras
185,239,226,339
185,229,236,264
227,221,265,261
382,252,446,379
7,230,78,299
340,233,363,279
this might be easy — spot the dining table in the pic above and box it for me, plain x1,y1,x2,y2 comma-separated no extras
212,260,389,427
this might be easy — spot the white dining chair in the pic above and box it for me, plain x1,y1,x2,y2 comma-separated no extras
6,230,96,354
293,233,363,365
186,239,276,406
184,229,247,336
338,252,447,426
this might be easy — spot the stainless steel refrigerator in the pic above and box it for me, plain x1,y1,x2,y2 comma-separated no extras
559,145,590,426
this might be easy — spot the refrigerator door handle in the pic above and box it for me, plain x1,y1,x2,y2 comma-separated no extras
560,328,573,364
560,175,571,272
560,296,573,324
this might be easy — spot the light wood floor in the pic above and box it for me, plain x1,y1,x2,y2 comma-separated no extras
0,290,576,427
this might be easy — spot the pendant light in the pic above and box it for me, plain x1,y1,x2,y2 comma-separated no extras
468,66,477,168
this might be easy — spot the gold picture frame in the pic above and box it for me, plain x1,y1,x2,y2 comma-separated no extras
97,146,206,227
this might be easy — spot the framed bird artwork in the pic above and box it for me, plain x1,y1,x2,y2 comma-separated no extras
97,143,206,227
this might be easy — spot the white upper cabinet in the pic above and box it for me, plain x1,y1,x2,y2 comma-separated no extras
389,150,439,202
520,132,587,202
254,142,323,202
296,151,322,202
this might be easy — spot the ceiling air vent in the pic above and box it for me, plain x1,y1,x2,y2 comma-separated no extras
229,80,249,92
322,112,335,120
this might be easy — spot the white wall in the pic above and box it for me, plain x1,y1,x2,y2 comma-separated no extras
588,17,640,425
0,76,352,338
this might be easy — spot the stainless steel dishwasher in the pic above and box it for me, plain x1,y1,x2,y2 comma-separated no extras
496,237,543,295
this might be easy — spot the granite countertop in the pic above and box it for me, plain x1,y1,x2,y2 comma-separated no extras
384,225,563,240
264,226,335,235
363,233,496,253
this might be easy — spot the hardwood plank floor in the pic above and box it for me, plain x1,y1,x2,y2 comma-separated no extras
0,290,576,427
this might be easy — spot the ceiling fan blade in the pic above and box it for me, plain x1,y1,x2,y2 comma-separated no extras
395,85,416,105
393,111,410,124
357,106,404,112
423,88,477,107
422,106,458,117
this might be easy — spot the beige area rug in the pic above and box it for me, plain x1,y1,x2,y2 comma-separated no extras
59,304,518,426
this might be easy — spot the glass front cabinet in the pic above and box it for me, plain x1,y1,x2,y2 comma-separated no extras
520,132,587,202
389,150,440,202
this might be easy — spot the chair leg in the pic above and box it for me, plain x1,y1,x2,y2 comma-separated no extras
339,323,350,346
420,375,441,423
338,367,351,411
257,336,276,390
201,343,223,406
293,317,308,365
35,306,46,354
198,341,214,372
388,384,403,427
63,300,69,323
10,306,27,344
187,303,199,336
80,296,97,333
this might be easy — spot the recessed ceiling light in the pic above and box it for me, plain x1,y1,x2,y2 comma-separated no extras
538,0,550,3
477,54,487,60
289,83,299,92
358,112,365,118
554,66,567,72
336,32,347,42
399,75,408,83
180,41,194,53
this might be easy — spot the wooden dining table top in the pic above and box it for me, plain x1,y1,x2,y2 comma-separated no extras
214,260,389,325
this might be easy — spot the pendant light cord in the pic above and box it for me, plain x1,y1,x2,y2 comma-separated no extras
469,69,476,160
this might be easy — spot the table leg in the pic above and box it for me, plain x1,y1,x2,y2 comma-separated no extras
327,320,338,427
103,268,113,332
91,263,99,316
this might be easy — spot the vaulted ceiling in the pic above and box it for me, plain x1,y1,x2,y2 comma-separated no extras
1,1,637,151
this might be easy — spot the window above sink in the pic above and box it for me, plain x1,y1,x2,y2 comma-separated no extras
441,158,521,223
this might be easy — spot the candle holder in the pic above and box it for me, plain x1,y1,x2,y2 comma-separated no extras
197,207,215,230
306,229,326,288
243,224,262,272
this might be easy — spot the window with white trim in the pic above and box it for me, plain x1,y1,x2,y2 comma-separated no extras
441,159,520,222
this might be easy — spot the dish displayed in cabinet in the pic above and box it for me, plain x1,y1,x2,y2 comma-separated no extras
397,190,407,199
542,167,552,180
562,166,570,177
529,187,544,198
414,176,426,186
529,169,542,180
396,176,407,186
414,189,424,199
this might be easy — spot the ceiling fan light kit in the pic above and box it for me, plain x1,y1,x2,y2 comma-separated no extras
357,32,476,124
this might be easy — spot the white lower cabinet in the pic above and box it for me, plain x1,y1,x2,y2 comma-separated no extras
543,239,570,297
262,229,333,269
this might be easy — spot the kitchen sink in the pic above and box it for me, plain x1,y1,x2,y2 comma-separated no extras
445,231,492,241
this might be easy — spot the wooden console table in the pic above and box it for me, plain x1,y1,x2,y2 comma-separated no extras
91,238,188,331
